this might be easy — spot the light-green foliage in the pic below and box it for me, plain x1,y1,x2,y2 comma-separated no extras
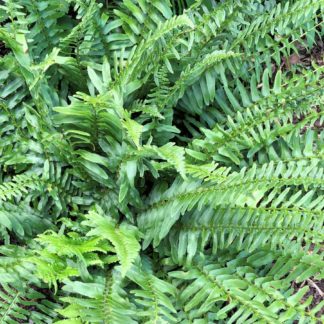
0,0,323,322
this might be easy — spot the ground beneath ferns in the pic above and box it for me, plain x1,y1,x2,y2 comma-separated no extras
0,40,10,57
292,278,324,319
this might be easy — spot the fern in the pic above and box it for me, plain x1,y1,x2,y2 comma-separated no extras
0,0,323,322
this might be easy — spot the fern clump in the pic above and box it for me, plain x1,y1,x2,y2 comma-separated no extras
0,0,323,322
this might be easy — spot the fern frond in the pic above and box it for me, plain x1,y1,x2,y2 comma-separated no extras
0,202,53,242
114,13,194,90
166,202,323,261
169,251,323,323
0,245,37,285
0,282,58,323
149,142,187,178
162,50,240,110
57,282,105,322
193,85,323,164
0,173,39,201
35,231,107,259
179,0,323,122
127,260,177,323
83,210,141,276
114,0,174,44
231,0,323,52
138,157,323,247
57,272,136,323
53,92,122,148
0,0,26,37
103,270,137,323
18,0,70,60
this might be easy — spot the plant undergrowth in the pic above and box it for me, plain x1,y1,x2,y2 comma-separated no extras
0,0,323,323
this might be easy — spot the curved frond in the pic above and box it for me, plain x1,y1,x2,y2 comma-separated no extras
138,157,323,247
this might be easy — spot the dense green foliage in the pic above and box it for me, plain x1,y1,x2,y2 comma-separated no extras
0,0,323,322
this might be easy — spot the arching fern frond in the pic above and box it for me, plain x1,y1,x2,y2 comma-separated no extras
0,245,37,285
83,210,141,276
169,251,323,323
0,173,39,201
53,92,123,149
165,201,323,261
0,282,58,323
191,69,324,165
0,202,53,243
114,0,173,44
57,271,136,323
18,0,71,60
103,270,137,324
127,260,177,323
138,157,323,247
178,0,323,125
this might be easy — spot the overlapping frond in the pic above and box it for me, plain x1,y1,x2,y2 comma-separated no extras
169,251,323,323
139,156,323,247
0,282,58,323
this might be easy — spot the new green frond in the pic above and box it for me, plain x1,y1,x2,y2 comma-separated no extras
83,210,141,276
